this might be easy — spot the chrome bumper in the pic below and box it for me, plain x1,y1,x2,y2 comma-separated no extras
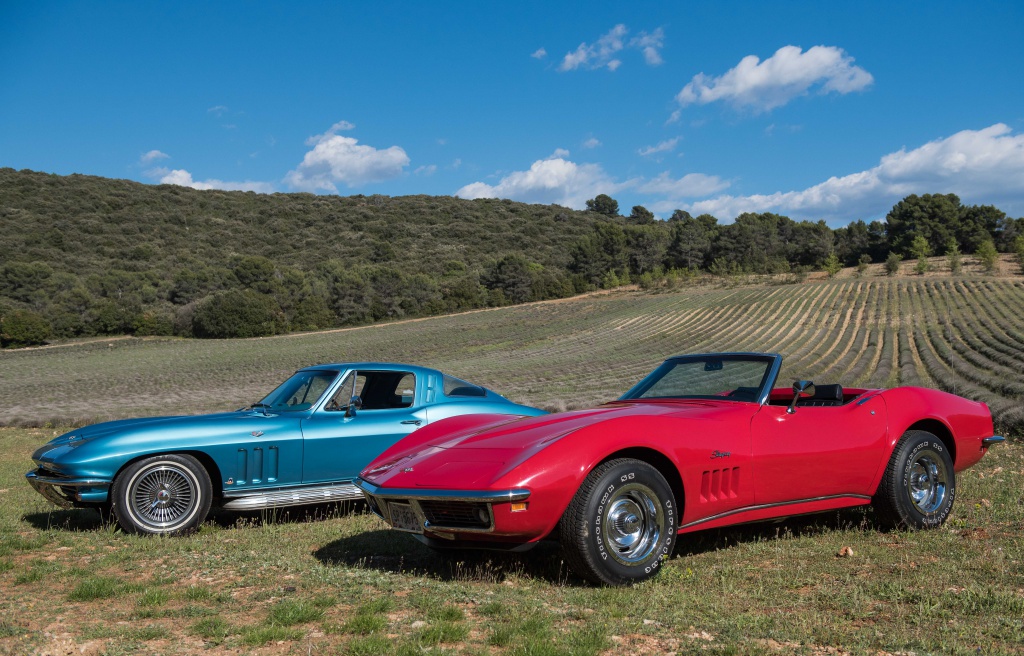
982,436,1006,447
25,470,111,508
354,478,530,534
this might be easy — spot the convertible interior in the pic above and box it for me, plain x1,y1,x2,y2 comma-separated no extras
767,383,855,407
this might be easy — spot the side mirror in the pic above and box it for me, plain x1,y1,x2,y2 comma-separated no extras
345,395,363,418
787,380,815,414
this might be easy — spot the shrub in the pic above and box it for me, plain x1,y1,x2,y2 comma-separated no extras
910,235,931,275
0,309,51,347
884,252,903,276
192,290,286,339
856,253,871,276
1015,236,1024,273
823,252,842,278
946,238,962,275
975,240,999,273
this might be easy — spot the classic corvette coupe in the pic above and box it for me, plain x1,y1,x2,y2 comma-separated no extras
357,352,1004,585
26,362,544,535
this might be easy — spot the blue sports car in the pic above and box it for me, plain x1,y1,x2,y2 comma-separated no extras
26,362,545,535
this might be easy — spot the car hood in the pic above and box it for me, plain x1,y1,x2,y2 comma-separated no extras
31,410,293,463
364,399,735,488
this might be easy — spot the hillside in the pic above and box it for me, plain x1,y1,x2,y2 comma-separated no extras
2,275,1022,432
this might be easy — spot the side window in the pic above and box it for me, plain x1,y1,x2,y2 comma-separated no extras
325,371,416,410
443,374,486,397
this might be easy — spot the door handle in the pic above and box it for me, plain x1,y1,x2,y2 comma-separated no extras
401,420,422,426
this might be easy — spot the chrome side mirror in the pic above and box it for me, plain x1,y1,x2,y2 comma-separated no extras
345,395,363,418
787,380,815,414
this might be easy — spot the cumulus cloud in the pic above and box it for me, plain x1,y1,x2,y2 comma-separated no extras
155,168,275,193
531,47,547,59
285,121,410,192
639,172,730,199
559,24,663,72
455,154,632,209
675,45,873,114
414,164,437,176
679,124,1024,223
582,137,602,149
638,138,680,157
139,150,169,164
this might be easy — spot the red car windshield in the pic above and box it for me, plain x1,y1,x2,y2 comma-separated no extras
620,355,777,403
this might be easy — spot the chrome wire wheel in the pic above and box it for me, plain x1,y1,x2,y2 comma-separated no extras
126,463,200,530
906,448,949,515
601,483,665,566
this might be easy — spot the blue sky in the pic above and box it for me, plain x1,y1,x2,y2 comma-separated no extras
2,1,1023,225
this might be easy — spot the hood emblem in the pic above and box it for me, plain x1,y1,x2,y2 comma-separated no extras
711,450,731,459
402,467,414,473
251,431,264,437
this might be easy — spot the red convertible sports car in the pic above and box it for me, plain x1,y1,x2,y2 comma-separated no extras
356,353,1004,585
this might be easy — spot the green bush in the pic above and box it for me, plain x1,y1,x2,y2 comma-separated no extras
885,252,903,276
192,290,286,339
975,240,999,273
0,309,51,347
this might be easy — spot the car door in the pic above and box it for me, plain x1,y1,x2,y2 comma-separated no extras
750,394,888,506
300,370,428,484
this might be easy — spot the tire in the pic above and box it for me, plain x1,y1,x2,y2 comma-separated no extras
111,454,212,536
560,458,677,585
872,430,955,529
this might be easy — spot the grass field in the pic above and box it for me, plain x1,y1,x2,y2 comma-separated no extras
2,274,1023,654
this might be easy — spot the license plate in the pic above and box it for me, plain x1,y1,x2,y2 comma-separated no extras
389,503,422,533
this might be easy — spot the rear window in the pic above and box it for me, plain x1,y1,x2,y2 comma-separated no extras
443,375,486,397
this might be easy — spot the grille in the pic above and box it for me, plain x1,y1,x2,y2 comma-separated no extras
418,500,491,529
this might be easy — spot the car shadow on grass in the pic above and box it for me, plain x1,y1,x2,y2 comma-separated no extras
313,530,580,584
21,500,371,533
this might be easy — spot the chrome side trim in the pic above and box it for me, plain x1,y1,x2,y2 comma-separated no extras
679,494,872,530
355,478,530,503
982,436,1005,447
220,482,364,510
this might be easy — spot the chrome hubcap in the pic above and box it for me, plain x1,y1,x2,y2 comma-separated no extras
602,483,664,565
130,465,197,529
907,449,948,515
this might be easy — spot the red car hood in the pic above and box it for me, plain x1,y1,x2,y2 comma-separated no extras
363,399,730,488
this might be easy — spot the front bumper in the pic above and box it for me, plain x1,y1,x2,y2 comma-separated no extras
25,469,112,508
355,478,530,535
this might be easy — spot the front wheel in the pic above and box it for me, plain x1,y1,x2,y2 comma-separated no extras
560,458,677,585
111,454,212,536
873,430,955,529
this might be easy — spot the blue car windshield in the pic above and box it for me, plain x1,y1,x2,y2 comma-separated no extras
257,370,339,412
620,355,775,403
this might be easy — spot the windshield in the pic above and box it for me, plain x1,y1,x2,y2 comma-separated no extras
620,355,777,403
256,370,339,412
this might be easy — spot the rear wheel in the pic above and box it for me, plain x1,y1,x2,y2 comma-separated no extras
111,454,212,536
873,430,955,529
560,458,677,585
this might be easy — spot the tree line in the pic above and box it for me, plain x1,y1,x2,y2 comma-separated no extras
1,169,1022,347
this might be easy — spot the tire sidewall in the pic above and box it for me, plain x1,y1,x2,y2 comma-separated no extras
582,461,676,583
895,434,955,528
112,454,211,536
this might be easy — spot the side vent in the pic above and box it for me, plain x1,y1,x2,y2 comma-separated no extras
700,467,740,503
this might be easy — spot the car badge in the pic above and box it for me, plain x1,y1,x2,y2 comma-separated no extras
711,450,731,459
402,467,414,473
251,431,264,437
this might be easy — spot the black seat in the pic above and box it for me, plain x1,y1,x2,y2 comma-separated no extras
801,384,844,407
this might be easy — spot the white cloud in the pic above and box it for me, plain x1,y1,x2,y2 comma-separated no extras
551,147,571,159
455,154,632,209
638,138,680,157
531,47,547,59
582,137,602,149
207,105,228,116
675,45,873,114
631,28,664,66
414,164,437,176
156,168,275,193
558,24,663,72
639,172,730,198
285,121,409,192
139,150,169,164
679,124,1024,223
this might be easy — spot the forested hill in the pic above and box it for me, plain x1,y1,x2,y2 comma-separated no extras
1,167,1021,347
0,168,604,343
